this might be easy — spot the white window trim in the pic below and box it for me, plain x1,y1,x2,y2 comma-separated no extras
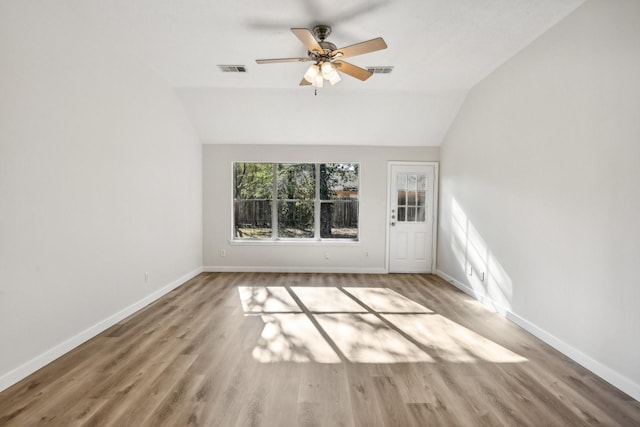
229,239,360,246
231,162,360,243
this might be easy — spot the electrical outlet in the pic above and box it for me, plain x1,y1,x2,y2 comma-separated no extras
364,251,369,258
324,251,330,259
220,249,226,257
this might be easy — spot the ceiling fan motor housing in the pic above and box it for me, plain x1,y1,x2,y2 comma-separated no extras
310,26,337,60
319,41,337,53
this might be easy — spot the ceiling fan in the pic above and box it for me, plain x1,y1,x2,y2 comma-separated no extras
255,25,387,88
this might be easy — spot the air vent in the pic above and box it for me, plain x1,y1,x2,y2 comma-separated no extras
218,65,247,73
366,66,394,74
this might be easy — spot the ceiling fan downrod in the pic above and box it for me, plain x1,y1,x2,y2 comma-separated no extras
313,25,331,41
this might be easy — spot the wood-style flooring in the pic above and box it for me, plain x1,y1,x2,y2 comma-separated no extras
0,273,638,426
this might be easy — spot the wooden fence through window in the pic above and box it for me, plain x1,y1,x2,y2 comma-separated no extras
234,199,358,228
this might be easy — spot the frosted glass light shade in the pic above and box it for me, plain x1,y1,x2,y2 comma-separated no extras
305,62,341,88
321,62,334,78
328,70,341,85
304,64,320,83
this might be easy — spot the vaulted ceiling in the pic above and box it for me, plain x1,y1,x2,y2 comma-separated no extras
60,0,585,146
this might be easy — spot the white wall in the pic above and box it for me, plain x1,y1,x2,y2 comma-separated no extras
177,87,466,147
203,144,438,272
0,2,202,390
437,0,640,399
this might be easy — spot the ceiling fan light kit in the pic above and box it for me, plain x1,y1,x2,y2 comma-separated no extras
256,25,387,90
303,61,341,87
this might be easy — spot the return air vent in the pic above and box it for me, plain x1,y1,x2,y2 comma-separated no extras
218,65,247,73
366,66,394,74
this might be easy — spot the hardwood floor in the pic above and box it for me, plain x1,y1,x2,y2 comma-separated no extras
0,272,638,426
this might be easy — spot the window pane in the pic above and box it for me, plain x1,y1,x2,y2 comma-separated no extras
408,191,416,206
319,163,359,200
320,201,358,239
278,201,314,238
418,174,426,191
277,164,315,200
398,207,406,222
417,191,426,206
408,174,417,191
407,207,416,221
417,207,426,222
398,174,407,191
234,163,273,200
234,163,273,240
398,191,406,206
234,200,272,239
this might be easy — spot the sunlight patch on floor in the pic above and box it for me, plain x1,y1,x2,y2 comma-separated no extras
238,286,301,313
240,285,527,365
315,314,435,363
343,287,433,313
291,287,366,313
252,314,340,363
383,314,527,363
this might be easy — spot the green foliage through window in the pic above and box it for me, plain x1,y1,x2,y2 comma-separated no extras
233,162,359,240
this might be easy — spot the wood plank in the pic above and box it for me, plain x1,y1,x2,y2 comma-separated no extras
0,273,638,426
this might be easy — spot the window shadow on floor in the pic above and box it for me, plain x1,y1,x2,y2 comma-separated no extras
238,284,527,364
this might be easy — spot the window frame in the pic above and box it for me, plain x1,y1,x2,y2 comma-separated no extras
231,162,360,244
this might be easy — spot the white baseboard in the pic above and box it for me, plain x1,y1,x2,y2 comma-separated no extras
435,269,640,402
203,265,387,274
0,267,203,393
5,266,638,402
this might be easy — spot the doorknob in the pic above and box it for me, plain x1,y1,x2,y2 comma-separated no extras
391,222,396,226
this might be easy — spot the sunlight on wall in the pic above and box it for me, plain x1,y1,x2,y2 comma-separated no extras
238,285,525,364
451,198,513,312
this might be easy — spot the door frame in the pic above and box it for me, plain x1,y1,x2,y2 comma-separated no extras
385,161,439,273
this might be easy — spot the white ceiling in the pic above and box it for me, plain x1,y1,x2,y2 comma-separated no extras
66,0,585,146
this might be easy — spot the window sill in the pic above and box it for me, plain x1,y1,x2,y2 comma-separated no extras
229,239,360,246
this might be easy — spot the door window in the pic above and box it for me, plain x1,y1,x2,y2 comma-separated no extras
396,173,427,223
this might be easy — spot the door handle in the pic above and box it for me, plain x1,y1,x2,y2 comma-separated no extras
391,222,396,226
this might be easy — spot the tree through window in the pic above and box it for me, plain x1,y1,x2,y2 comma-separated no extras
233,162,359,241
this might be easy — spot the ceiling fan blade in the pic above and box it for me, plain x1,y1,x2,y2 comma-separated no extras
291,28,323,53
333,37,387,59
299,78,311,86
334,60,373,81
256,57,310,64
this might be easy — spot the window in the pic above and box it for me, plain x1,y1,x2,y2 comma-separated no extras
396,173,426,222
233,162,359,241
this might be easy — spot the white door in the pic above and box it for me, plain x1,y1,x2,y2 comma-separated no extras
388,163,437,273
